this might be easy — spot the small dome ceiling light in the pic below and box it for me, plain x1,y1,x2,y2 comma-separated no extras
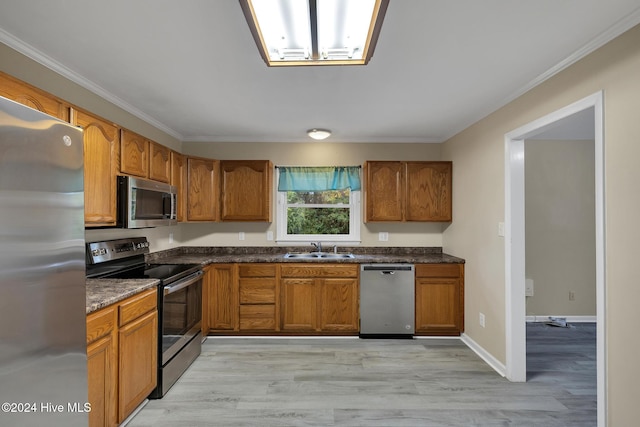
307,128,332,140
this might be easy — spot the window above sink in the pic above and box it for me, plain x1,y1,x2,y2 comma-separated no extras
276,166,361,244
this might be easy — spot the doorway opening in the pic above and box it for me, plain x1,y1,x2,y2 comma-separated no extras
504,92,605,426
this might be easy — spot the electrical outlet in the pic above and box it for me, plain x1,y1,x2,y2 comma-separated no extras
525,279,534,297
239,232,245,241
378,232,389,242
479,312,486,328
266,231,274,241
569,291,575,301
169,232,173,243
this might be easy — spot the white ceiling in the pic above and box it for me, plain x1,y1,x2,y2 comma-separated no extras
1,0,639,144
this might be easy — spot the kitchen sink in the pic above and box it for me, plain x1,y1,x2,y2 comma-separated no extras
283,252,355,259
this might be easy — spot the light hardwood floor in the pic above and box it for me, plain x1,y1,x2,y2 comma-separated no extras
127,323,596,426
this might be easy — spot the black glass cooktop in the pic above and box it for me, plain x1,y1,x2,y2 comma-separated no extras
87,260,200,283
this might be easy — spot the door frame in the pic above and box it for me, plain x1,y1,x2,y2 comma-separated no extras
504,91,605,425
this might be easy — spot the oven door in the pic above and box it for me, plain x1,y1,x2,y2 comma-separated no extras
161,270,203,365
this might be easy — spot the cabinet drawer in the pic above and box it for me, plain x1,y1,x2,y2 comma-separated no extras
415,264,461,278
86,305,116,344
239,305,276,330
238,264,277,277
119,289,157,327
239,278,275,304
281,264,358,278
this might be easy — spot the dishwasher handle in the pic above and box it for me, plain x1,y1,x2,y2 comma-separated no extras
361,264,414,274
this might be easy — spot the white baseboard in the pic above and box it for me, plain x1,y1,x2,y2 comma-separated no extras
526,315,597,323
460,333,507,377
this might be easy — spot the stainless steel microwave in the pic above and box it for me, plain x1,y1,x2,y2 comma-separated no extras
118,176,177,228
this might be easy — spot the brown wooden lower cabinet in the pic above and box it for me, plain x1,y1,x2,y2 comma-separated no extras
238,264,279,331
280,264,359,334
415,263,465,336
86,306,117,427
118,309,157,423
86,288,158,427
204,264,238,332
200,262,463,337
281,278,317,331
319,278,359,332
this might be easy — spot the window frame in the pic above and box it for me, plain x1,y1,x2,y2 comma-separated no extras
275,176,361,244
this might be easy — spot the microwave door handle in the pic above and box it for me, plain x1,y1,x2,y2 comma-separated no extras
162,193,170,219
163,271,203,295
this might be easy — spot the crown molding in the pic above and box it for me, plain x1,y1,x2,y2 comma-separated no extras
0,28,183,140
441,6,640,142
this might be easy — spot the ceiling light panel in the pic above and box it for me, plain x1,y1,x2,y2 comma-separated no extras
317,0,376,60
240,0,388,66
250,0,312,61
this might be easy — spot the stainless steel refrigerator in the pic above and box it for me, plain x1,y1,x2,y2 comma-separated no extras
0,96,88,426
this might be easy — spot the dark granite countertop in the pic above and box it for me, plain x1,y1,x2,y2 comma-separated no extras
145,246,465,265
86,278,159,314
86,247,464,315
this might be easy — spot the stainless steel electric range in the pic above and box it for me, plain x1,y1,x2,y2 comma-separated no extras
86,237,203,398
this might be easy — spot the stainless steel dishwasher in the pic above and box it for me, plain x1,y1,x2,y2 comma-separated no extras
360,264,415,337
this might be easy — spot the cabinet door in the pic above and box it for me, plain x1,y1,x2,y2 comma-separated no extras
87,335,117,427
171,151,187,222
220,160,272,221
415,277,461,335
118,310,158,423
0,72,69,121
207,264,238,331
364,161,404,222
201,266,211,334
120,129,149,178
73,109,120,226
406,162,452,221
187,157,219,221
281,278,318,331
149,142,171,183
320,278,359,332
415,264,463,336
86,306,117,427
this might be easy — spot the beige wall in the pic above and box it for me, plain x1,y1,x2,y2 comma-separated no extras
0,44,181,151
182,141,445,247
442,24,640,425
524,140,596,317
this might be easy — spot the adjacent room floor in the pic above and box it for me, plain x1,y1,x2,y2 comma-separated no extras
127,323,596,426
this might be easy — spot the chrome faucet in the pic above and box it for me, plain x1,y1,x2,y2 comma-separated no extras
311,242,323,253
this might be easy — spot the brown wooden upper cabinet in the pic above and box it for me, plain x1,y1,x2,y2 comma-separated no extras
120,129,148,178
149,142,171,183
220,160,273,222
0,71,69,121
120,129,171,184
363,161,452,222
72,109,120,227
187,156,219,221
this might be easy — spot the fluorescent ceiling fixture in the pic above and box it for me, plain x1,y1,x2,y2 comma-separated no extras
240,0,389,66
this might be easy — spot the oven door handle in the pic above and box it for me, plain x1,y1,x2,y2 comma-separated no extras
163,270,203,295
